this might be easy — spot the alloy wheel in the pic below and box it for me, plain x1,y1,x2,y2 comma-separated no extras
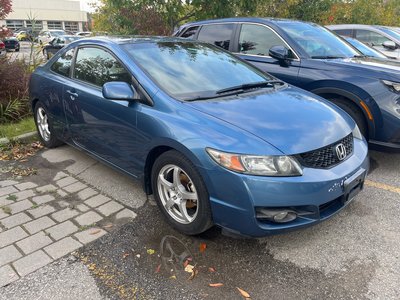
157,164,199,224
36,107,51,141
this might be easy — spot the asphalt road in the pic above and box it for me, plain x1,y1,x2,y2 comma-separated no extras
1,146,399,300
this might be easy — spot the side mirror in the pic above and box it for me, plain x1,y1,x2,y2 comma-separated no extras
102,81,136,101
382,40,396,50
269,45,290,61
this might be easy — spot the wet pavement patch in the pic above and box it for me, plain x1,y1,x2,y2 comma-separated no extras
77,204,373,300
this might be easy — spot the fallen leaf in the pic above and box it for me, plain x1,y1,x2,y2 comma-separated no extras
136,254,141,258
103,224,113,229
183,259,190,268
90,229,101,235
209,283,223,287
189,268,198,280
122,253,130,259
155,264,161,273
170,275,176,279
147,249,155,255
236,287,251,298
208,267,216,273
199,243,207,253
184,264,194,274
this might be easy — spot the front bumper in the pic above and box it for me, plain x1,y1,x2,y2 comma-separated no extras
201,138,369,237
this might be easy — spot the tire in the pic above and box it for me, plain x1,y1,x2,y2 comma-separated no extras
151,150,213,235
15,48,20,52
329,98,368,138
34,101,64,148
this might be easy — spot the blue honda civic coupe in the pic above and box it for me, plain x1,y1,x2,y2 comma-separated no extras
30,37,369,237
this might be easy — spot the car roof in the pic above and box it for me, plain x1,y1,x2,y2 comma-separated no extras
327,24,390,30
73,36,193,45
179,17,315,28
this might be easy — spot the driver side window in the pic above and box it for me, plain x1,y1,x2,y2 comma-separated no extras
73,47,131,87
239,24,292,57
355,30,389,46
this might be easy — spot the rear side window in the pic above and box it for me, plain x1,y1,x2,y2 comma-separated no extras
333,29,353,37
197,24,234,50
73,47,131,87
239,24,288,56
180,26,199,39
50,48,74,77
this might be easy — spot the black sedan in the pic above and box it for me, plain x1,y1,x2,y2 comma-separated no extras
3,37,20,52
43,35,81,59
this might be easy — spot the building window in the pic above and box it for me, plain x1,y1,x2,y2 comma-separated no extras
6,20,24,31
64,22,79,33
47,21,63,30
26,20,43,32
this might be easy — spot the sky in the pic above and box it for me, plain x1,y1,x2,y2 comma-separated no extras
78,0,100,12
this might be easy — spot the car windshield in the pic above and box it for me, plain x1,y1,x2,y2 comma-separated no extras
52,30,66,37
344,37,387,58
279,22,360,58
123,41,274,100
64,36,81,43
380,27,400,42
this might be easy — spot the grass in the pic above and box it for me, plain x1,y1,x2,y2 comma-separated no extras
0,117,36,139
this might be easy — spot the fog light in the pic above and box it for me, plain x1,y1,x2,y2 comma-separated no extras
256,209,298,223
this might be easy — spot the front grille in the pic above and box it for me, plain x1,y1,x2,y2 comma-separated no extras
297,134,353,169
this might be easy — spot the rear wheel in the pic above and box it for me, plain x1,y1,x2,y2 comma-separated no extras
151,150,213,235
34,101,63,148
329,97,368,138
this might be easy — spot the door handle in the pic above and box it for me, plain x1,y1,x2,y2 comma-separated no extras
66,90,78,100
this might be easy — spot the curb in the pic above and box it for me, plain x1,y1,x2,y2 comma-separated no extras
0,131,38,145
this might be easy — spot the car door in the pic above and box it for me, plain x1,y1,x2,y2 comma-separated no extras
355,29,400,58
234,23,301,85
64,46,143,176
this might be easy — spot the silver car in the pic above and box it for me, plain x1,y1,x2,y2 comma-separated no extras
327,24,400,59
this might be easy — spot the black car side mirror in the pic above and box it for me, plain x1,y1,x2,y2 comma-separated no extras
269,45,290,63
102,81,137,101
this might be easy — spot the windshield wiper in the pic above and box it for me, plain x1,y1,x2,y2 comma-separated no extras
215,80,285,95
311,55,345,59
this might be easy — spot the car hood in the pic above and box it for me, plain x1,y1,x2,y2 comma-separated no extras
325,56,400,75
186,86,353,155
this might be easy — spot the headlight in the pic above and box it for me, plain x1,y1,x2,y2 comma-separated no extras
206,148,303,176
352,124,363,140
382,80,400,93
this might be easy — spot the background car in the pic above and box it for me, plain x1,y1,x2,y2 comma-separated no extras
29,37,368,237
76,31,92,37
176,18,400,151
3,37,20,52
15,31,28,41
37,29,67,45
343,36,394,59
42,35,81,59
327,24,400,59
0,41,6,57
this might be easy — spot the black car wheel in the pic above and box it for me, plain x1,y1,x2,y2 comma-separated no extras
151,150,213,235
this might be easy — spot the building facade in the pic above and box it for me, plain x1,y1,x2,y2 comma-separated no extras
0,0,89,33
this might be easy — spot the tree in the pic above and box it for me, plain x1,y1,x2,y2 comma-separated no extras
0,0,12,19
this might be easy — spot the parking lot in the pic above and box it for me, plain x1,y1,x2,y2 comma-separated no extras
0,144,399,300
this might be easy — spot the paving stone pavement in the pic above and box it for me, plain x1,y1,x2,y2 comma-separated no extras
0,173,137,288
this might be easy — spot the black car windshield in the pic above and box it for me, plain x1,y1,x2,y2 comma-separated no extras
279,22,360,58
122,41,274,100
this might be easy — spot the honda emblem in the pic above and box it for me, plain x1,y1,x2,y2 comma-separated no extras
335,143,347,161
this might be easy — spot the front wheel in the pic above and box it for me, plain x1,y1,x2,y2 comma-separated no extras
329,98,368,138
34,102,63,148
151,150,213,235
